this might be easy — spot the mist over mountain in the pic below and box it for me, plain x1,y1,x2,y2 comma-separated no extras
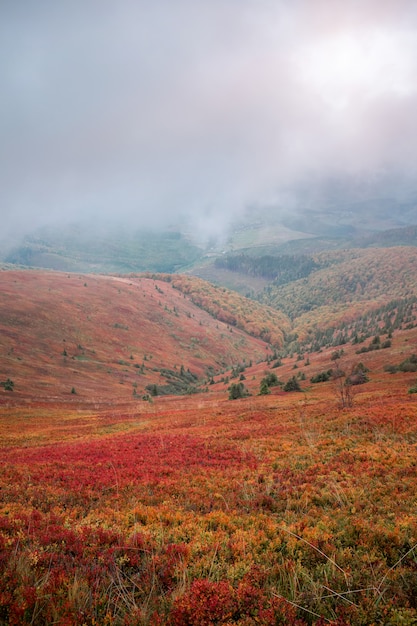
2,1,417,249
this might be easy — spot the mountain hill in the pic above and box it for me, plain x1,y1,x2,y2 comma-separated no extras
3,225,202,274
190,246,417,355
3,262,417,624
0,270,278,401
257,246,417,348
261,246,417,318
153,273,291,347
357,224,417,248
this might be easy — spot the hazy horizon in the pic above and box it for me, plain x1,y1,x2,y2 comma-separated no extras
2,0,417,242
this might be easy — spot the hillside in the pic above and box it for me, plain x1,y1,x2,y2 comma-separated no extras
1,264,417,624
3,226,202,274
261,247,417,319
357,224,417,248
154,273,291,347
191,246,417,349
3,245,417,404
1,316,417,623
0,269,278,401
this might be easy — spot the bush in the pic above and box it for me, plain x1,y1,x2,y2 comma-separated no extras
228,382,250,400
260,372,280,389
346,362,369,386
385,354,417,374
400,359,417,373
331,349,344,361
169,578,299,625
259,380,271,395
311,369,333,383
283,376,301,392
346,371,368,386
2,378,14,391
408,384,417,394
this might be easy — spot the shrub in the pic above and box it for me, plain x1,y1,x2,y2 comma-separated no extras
346,371,368,386
261,372,280,389
259,380,271,395
168,578,300,626
311,369,333,383
228,382,250,400
346,362,369,386
283,376,301,392
385,354,417,374
2,378,14,391
399,356,417,372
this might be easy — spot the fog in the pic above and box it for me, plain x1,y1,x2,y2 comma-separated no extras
2,0,417,242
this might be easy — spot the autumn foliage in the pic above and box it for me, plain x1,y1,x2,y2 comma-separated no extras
1,267,417,624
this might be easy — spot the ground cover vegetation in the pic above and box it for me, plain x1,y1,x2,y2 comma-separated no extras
1,321,417,624
153,273,291,348
4,228,202,274
209,247,417,358
1,253,417,624
0,270,273,401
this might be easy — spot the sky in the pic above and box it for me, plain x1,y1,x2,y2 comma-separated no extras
2,0,417,242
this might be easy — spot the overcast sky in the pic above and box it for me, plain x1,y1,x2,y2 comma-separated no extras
2,0,417,240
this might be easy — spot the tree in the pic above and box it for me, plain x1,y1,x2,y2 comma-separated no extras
259,380,271,395
332,362,353,408
283,376,301,392
146,384,158,397
259,372,281,395
311,369,333,383
263,372,279,387
2,378,14,391
228,382,249,400
346,362,369,386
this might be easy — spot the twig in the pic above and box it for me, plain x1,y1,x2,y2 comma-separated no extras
271,591,332,623
280,526,347,579
375,542,417,601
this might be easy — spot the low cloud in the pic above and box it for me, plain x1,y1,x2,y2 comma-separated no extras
1,0,417,242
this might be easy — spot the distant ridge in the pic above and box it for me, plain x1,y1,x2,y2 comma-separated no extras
356,224,417,247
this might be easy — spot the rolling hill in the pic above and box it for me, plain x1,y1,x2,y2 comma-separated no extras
2,243,417,402
2,257,417,623
194,246,417,354
1,284,417,623
0,269,283,401
2,225,203,274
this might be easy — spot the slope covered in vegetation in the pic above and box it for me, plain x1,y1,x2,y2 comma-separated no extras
155,273,291,347
0,270,276,400
1,326,417,624
4,228,202,274
261,247,417,321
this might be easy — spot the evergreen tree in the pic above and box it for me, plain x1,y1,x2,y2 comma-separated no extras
283,376,301,392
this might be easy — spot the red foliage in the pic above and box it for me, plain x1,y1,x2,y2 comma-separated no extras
169,578,303,625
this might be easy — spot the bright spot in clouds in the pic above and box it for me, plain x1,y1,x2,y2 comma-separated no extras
298,29,416,110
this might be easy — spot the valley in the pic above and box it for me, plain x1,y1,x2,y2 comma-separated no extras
1,244,417,625
3,2,417,622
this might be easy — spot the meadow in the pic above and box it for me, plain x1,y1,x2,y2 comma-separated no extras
1,327,417,625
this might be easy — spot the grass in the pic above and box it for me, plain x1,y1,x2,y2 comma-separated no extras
2,263,417,623
1,325,417,623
